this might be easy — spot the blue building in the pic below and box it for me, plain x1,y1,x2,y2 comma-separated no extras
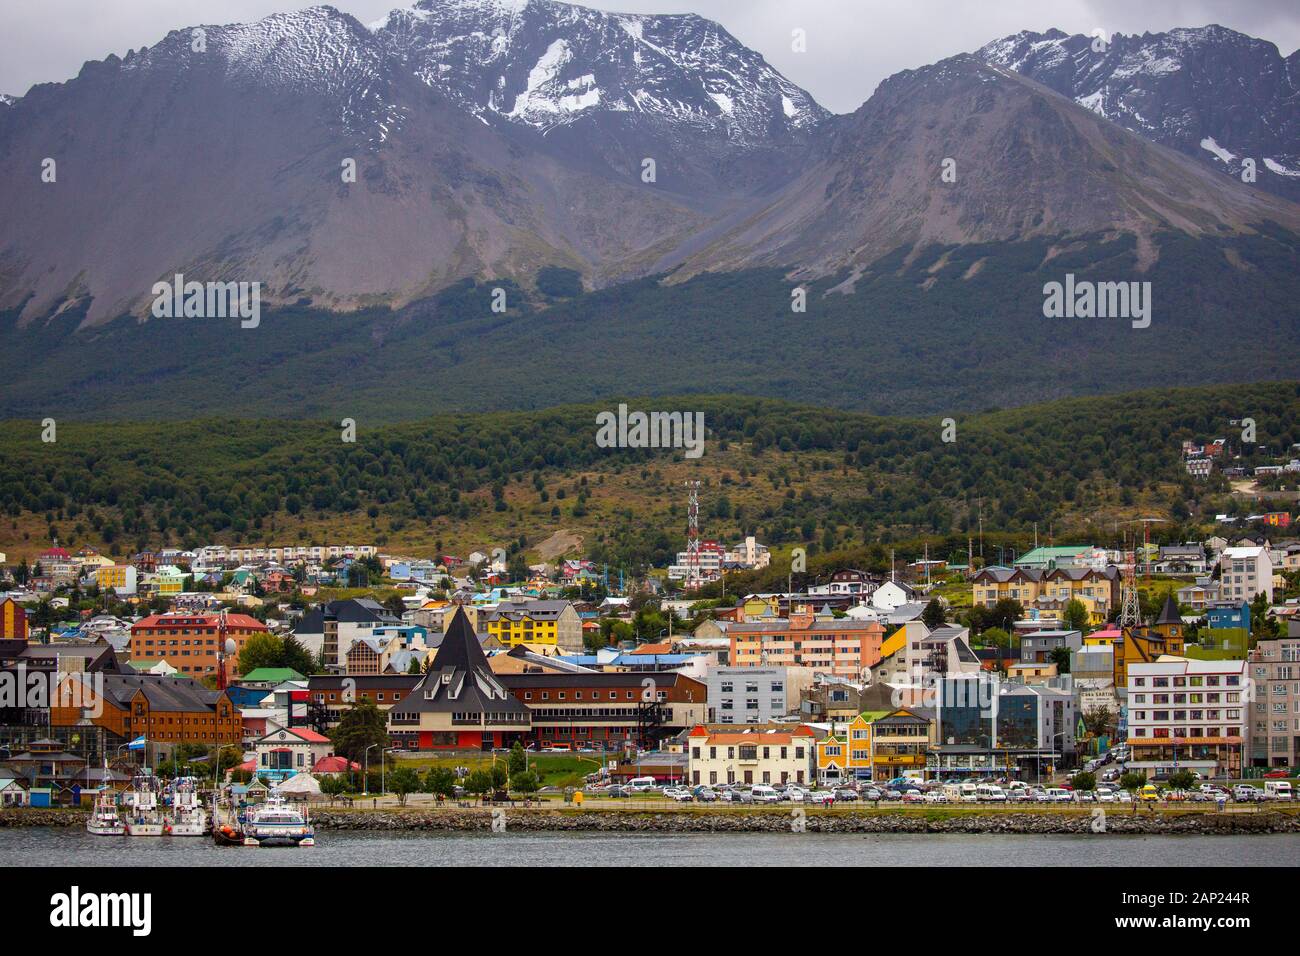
1205,602,1250,631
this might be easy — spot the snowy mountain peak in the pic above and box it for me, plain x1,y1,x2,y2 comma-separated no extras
976,24,1300,200
372,0,827,140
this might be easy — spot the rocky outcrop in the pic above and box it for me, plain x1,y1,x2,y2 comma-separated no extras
0,809,87,828
2,805,1295,834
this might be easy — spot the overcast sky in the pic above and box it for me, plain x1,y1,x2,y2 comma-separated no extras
3,0,1298,113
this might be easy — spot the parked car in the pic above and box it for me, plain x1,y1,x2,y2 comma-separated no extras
722,788,753,804
805,790,835,805
832,787,860,801
606,785,630,798
861,787,883,801
693,787,718,803
1233,785,1265,802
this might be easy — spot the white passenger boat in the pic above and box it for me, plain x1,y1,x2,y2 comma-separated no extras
242,792,315,847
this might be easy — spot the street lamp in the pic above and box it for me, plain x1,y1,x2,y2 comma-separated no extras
363,744,378,796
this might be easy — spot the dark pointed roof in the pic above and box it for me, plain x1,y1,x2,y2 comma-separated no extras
388,607,528,718
1155,595,1182,626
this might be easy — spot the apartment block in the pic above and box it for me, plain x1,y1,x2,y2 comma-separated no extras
1247,636,1300,769
1126,658,1248,779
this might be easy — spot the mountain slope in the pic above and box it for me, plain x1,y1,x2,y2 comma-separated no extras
0,1,824,325
977,25,1300,201
669,53,1300,279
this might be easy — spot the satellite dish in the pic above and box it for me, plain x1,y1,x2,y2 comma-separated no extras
224,638,237,656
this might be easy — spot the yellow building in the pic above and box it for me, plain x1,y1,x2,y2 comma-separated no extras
482,600,583,653
816,711,890,784
741,595,781,620
970,567,1119,626
95,564,137,594
155,566,188,596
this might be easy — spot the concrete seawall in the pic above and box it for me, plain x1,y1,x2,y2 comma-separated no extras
4,807,1296,834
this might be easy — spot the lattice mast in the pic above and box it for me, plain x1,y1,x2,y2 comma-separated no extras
1117,528,1142,629
684,480,702,589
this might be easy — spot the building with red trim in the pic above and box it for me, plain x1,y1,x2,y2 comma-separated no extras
129,611,269,679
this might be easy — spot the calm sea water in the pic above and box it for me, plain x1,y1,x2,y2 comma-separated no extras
3,828,1298,866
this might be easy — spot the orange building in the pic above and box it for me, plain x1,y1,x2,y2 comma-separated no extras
129,612,270,679
0,597,27,640
728,605,885,678
51,673,241,747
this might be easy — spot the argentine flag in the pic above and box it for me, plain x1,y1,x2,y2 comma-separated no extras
127,736,147,751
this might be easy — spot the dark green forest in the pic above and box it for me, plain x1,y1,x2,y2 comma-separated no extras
0,227,1296,421
2,382,1297,571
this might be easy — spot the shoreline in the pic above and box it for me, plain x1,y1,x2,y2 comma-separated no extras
5,806,1298,835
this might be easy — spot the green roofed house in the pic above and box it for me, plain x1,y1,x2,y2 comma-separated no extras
1013,546,1101,571
240,668,306,687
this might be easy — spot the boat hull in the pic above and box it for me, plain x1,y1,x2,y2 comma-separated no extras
87,824,125,836
243,830,315,847
125,823,165,836
169,823,208,837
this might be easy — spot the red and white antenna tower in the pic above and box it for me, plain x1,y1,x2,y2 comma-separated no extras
684,480,702,590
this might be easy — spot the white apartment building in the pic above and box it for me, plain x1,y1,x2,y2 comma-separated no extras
194,544,376,566
687,725,816,786
724,536,771,570
1126,658,1249,779
1218,546,1273,603
1247,636,1300,769
706,665,812,723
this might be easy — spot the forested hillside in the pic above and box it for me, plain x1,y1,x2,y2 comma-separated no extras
2,228,1297,421
2,383,1297,568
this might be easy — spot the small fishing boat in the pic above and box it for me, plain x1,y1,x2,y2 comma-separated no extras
86,788,125,836
123,774,165,836
166,778,208,837
242,791,315,847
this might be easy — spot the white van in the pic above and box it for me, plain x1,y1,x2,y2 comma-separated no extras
1045,787,1073,802
959,783,979,803
626,776,657,792
749,785,781,803
1265,781,1294,800
976,784,1007,802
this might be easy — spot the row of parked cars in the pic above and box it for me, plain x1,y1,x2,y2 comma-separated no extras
586,775,1295,805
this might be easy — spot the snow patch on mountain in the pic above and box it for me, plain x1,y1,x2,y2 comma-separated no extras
1264,157,1300,178
1201,137,1235,163
373,0,827,141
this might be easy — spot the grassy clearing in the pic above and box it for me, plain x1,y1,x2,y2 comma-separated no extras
390,752,605,790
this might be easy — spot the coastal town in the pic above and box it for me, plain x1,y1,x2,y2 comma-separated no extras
2,503,1299,843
